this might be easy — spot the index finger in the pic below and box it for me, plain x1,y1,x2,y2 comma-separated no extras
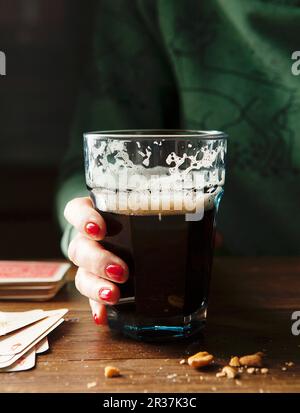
64,196,106,240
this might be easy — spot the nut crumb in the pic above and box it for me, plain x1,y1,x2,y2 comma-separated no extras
222,366,238,379
282,367,287,371
239,353,263,367
179,359,186,365
216,371,226,378
188,351,214,368
104,366,121,378
261,368,269,374
286,361,294,367
229,356,240,367
167,373,177,379
247,367,255,374
235,379,242,386
87,381,96,389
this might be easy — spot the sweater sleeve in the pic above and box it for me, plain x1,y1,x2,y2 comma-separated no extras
55,0,178,257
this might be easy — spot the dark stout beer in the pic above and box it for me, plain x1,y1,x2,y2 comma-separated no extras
95,202,216,336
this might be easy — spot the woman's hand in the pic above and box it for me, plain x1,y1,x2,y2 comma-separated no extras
64,197,129,325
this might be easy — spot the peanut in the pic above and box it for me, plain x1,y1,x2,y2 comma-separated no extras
104,366,121,378
229,356,240,367
187,351,214,368
222,366,238,379
256,352,265,357
239,353,263,367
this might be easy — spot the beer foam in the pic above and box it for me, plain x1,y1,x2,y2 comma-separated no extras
91,186,223,216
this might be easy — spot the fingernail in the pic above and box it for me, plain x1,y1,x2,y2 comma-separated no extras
85,222,100,237
93,313,101,325
99,287,112,301
105,264,124,281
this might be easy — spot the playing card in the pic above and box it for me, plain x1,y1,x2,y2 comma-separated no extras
0,347,36,372
0,289,64,301
35,337,49,354
0,308,68,356
0,309,47,336
0,261,70,284
0,318,64,368
0,285,61,290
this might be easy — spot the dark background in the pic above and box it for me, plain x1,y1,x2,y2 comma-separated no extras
0,0,94,259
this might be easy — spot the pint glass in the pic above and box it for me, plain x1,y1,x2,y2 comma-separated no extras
84,130,227,341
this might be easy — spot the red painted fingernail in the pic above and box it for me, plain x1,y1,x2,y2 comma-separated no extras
105,264,124,281
93,313,101,325
85,222,100,237
99,288,112,301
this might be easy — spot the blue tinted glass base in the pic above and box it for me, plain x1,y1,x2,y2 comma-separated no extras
107,305,207,342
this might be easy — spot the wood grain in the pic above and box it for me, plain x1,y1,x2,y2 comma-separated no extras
0,257,299,393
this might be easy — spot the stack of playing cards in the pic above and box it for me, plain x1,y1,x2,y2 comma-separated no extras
0,261,70,301
0,308,68,371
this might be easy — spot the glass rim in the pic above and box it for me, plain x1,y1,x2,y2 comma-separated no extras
84,129,227,140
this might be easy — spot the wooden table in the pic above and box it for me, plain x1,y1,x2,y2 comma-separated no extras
0,257,299,393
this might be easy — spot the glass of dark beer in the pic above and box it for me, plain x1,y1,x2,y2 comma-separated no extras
84,130,227,341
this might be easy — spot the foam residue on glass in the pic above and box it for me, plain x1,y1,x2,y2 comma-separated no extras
84,134,226,216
